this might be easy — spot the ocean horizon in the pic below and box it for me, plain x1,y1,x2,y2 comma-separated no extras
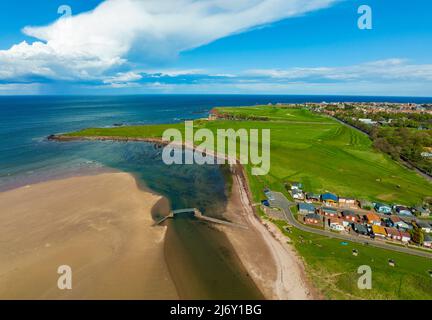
2,93,432,102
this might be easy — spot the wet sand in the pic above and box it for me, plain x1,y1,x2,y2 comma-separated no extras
0,172,178,300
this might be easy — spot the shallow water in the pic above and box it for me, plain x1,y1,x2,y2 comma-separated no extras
0,96,270,298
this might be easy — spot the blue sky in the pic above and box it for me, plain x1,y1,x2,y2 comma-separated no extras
0,0,431,96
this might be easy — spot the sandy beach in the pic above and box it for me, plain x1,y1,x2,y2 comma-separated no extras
47,135,316,300
222,165,316,300
0,172,178,300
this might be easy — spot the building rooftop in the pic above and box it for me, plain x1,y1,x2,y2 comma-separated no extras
375,203,391,208
385,227,400,236
372,225,387,235
342,210,356,217
321,193,338,202
305,213,321,220
322,206,338,213
366,213,381,222
416,221,431,228
353,223,368,233
389,216,402,223
299,203,315,212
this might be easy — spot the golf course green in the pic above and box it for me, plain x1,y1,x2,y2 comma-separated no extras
67,106,432,206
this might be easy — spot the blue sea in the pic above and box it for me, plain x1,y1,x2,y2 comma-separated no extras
1,94,430,299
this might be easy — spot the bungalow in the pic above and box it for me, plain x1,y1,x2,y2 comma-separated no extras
341,210,358,223
339,197,357,208
400,231,411,243
423,234,432,248
329,218,345,231
353,223,369,235
321,207,338,217
399,221,413,232
372,225,387,238
384,218,393,228
292,189,305,200
305,192,321,202
359,199,373,210
291,182,303,190
416,221,431,233
415,206,431,217
341,220,352,228
374,203,392,214
389,216,411,231
395,205,412,217
385,227,402,241
321,193,338,205
388,216,401,226
298,203,316,215
365,213,382,226
304,213,322,226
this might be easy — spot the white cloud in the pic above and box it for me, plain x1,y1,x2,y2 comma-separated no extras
91,59,432,96
0,0,338,82
147,69,205,77
246,59,432,82
0,83,41,95
103,71,143,84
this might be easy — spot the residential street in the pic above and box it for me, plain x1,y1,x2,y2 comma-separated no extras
268,191,432,259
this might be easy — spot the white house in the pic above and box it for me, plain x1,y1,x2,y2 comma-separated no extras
329,219,345,231
358,118,377,125
400,232,411,243
416,221,431,233
292,189,305,200
291,182,303,191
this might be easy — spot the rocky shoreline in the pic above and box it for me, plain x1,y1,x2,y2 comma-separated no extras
48,134,168,145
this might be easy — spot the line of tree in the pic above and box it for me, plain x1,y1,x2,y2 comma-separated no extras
334,113,432,176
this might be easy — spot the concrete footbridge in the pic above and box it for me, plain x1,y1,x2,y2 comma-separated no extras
153,208,248,229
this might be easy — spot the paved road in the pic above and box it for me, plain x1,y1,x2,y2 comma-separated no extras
268,191,432,259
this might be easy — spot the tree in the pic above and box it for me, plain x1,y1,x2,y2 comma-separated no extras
411,226,425,245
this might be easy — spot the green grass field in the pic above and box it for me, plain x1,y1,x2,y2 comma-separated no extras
274,219,432,300
66,105,432,299
68,107,432,205
217,105,333,122
213,107,432,204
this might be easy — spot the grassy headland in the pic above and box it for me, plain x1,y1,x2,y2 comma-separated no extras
66,106,432,205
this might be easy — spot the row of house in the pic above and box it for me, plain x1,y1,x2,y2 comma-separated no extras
290,182,432,247
298,202,432,247
291,182,430,218
373,203,420,217
291,184,357,208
